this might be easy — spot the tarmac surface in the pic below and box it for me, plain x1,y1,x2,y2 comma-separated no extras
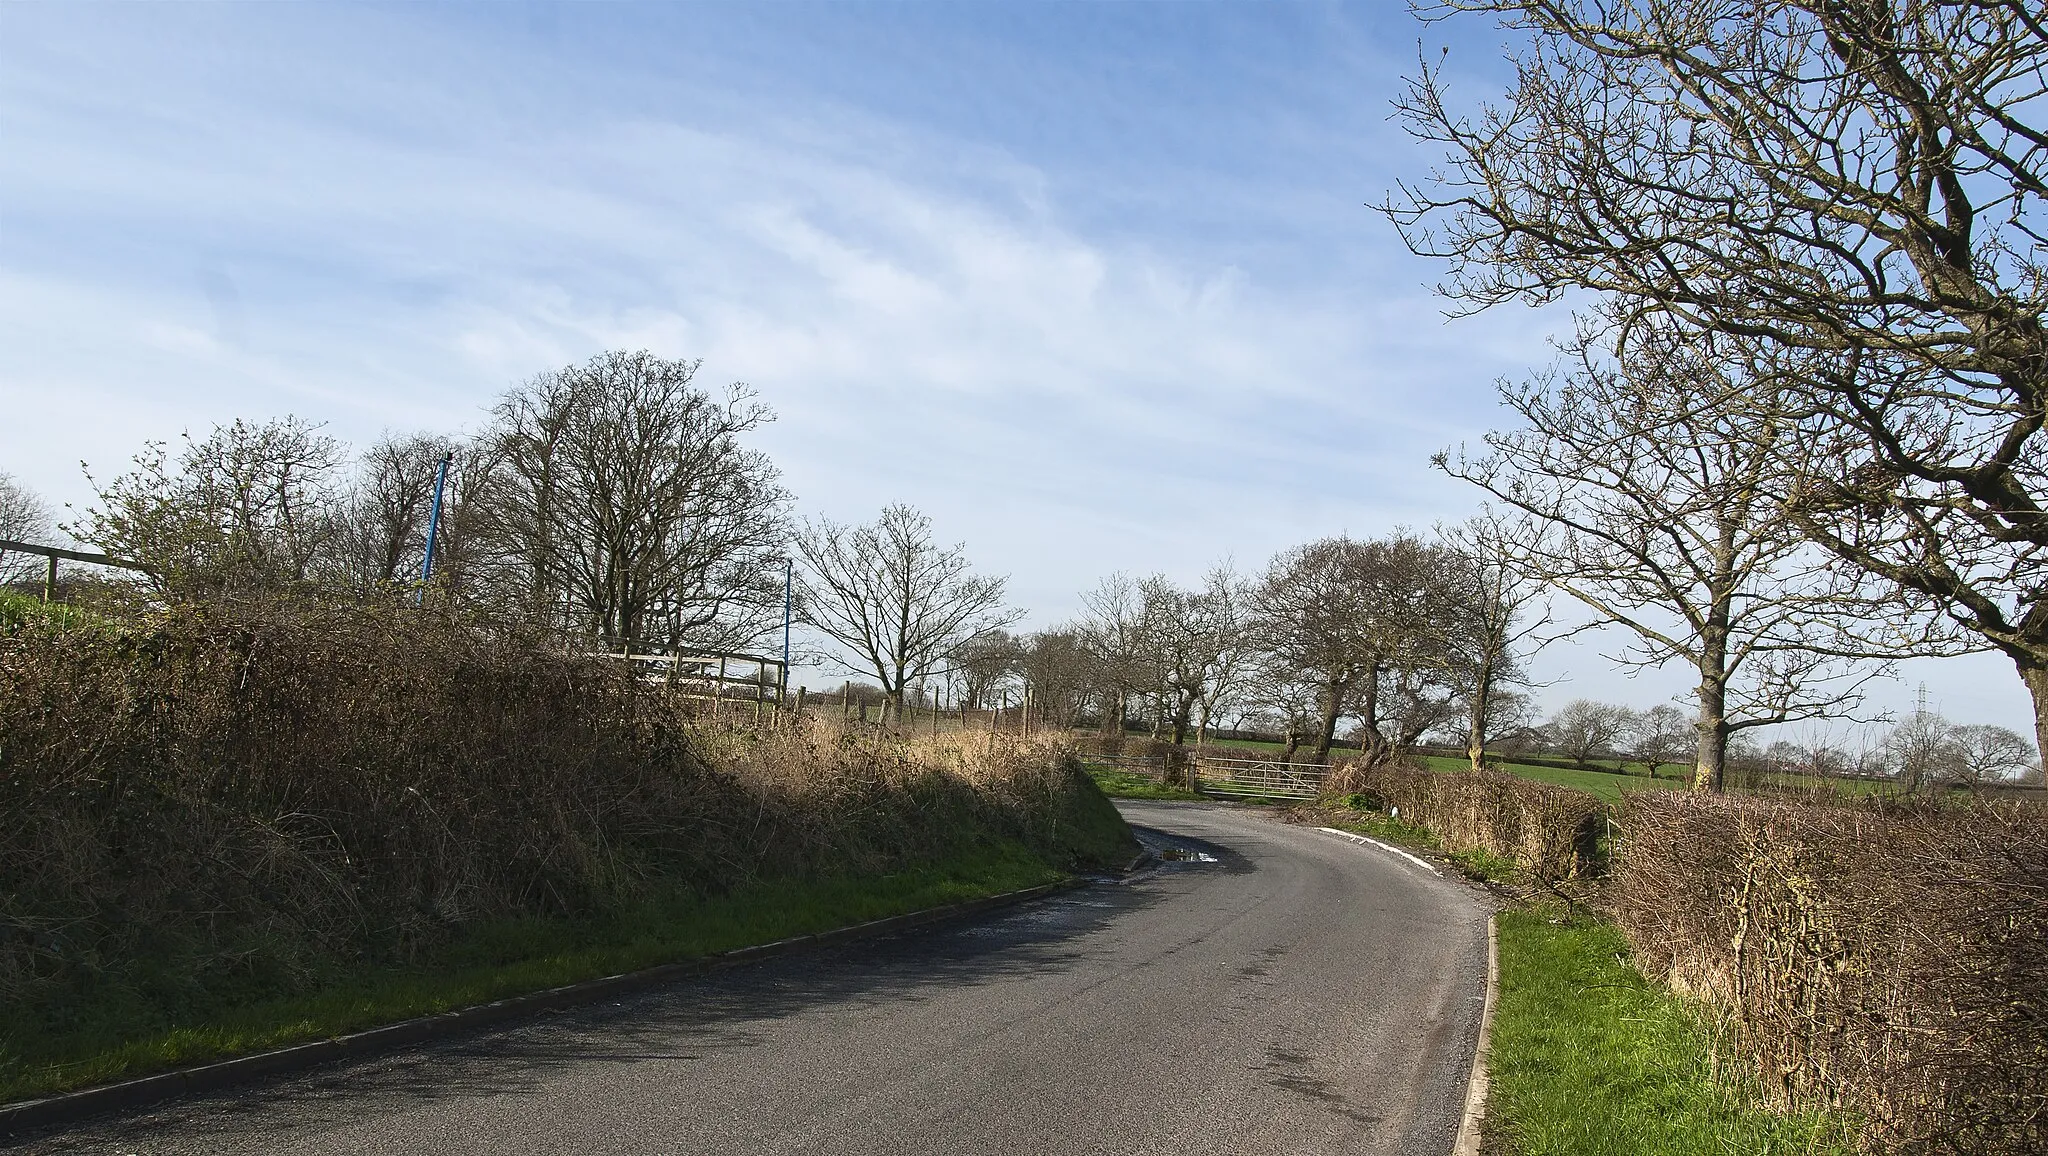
8,801,1493,1156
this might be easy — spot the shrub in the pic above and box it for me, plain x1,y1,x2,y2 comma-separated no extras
1323,759,1603,880
1613,792,2048,1155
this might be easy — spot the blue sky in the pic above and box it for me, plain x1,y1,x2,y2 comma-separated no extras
0,1,2026,735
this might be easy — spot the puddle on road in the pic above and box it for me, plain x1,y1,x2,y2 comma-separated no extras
1156,848,1218,863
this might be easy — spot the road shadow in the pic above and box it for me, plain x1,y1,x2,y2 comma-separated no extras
13,857,1216,1152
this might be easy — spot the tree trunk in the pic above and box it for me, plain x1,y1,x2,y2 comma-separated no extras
1693,586,1733,793
1467,656,1493,771
1170,691,1194,746
1693,675,1728,794
2013,653,2048,785
1356,662,1388,763
1312,682,1343,762
1280,724,1301,764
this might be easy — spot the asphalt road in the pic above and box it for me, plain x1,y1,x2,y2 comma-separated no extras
9,802,1494,1156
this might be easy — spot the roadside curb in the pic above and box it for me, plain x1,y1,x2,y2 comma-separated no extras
1451,913,1500,1156
0,878,1086,1137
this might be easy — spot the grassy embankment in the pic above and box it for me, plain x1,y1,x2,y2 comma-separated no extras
1083,766,1204,801
0,595,1135,1104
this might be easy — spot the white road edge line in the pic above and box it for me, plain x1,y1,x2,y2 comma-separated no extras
1312,826,1441,875
1451,914,1500,1156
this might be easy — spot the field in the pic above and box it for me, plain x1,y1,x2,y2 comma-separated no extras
1187,735,1905,804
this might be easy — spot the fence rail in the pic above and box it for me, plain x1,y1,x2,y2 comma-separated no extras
1078,749,1328,801
596,647,787,709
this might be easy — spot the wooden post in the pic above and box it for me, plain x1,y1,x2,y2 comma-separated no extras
795,685,807,723
43,554,56,604
842,681,851,722
717,656,729,720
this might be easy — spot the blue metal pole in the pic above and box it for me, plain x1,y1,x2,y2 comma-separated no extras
417,452,452,604
781,558,792,696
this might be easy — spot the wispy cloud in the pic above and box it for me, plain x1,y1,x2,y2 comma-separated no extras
1,2,2022,729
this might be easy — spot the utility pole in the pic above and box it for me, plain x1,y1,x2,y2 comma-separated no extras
417,451,453,605
781,558,793,706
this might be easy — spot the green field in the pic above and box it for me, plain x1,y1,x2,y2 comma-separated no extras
1189,735,1905,804
1412,754,1681,804
1083,767,1203,801
1190,736,1679,804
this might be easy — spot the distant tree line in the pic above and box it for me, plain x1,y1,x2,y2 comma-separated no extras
935,525,1547,771
1510,697,2041,790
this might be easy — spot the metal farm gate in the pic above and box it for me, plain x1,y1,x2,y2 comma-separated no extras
1080,749,1327,801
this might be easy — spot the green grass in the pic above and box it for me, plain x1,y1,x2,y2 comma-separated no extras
1412,754,1684,804
0,589,105,633
1083,766,1203,801
0,842,1065,1105
1487,907,1858,1156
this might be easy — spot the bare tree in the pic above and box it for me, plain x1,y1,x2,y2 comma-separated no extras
330,432,457,589
950,628,1024,710
1019,628,1096,728
1546,699,1636,769
1438,513,1555,768
0,473,56,585
1077,572,1149,736
1244,658,1323,764
1190,564,1257,745
1133,568,1253,747
1253,538,1381,763
1627,703,1692,779
1254,534,1451,763
1949,723,2041,786
1437,324,1921,791
79,417,346,596
796,504,1020,722
479,351,790,651
1388,0,2048,769
1886,706,1962,793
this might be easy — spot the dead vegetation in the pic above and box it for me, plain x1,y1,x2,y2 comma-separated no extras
0,593,1127,1069
1613,792,2048,1155
1321,759,1603,881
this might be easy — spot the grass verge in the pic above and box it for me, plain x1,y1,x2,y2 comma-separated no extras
1084,766,1203,801
0,841,1063,1106
1486,906,1858,1156
1316,798,1522,884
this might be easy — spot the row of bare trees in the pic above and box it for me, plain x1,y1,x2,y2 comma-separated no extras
1531,695,2040,788
38,352,1024,717
66,352,794,653
933,528,1551,770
